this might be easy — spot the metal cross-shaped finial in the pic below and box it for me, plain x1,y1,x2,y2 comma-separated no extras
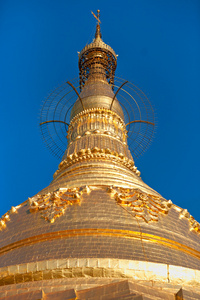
91,9,101,24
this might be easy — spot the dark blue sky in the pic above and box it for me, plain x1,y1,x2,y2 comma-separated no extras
1,0,200,222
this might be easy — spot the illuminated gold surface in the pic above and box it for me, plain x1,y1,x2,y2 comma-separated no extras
1,258,200,287
55,148,138,180
1,186,200,275
68,108,125,142
29,186,170,224
71,82,123,119
0,228,200,260
0,279,200,299
45,161,160,196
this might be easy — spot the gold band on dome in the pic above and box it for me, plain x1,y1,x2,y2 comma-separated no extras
0,228,200,260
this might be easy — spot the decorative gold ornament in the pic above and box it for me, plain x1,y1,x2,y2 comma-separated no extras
0,205,21,231
107,186,172,223
66,107,128,160
29,188,82,223
55,147,139,179
69,108,125,132
179,208,200,232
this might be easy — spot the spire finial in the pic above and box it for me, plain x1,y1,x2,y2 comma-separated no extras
91,10,102,39
91,10,101,25
97,9,100,24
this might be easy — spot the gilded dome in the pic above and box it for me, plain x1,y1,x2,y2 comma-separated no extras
0,185,200,291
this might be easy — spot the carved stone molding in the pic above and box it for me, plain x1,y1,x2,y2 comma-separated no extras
107,186,173,223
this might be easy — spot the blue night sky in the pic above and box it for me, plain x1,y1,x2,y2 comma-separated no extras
1,1,200,222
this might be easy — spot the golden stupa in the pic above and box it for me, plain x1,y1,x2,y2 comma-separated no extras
0,11,200,299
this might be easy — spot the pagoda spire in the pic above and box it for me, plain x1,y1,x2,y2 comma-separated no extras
95,22,102,40
79,10,117,91
93,9,102,39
